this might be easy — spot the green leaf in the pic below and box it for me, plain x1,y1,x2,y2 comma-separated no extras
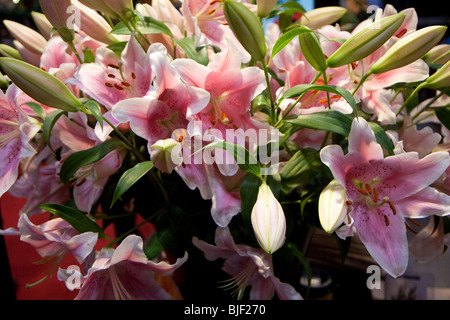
60,138,125,184
43,109,66,152
285,110,353,137
198,140,262,178
240,172,263,226
107,41,128,57
282,83,358,116
84,100,104,130
173,37,209,66
111,161,154,207
368,122,395,155
269,25,313,66
435,107,450,130
279,148,322,194
23,102,46,120
111,16,172,37
40,203,106,238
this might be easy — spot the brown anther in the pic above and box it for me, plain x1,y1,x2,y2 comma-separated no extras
345,200,353,206
388,200,397,215
397,28,407,38
105,82,114,87
373,188,379,203
114,84,124,90
222,22,228,26
364,183,372,195
354,80,358,84
407,218,422,227
351,62,358,70
210,0,221,4
41,67,47,72
384,215,390,226
208,8,216,15
107,74,116,78
108,64,120,69
357,187,369,196
131,72,136,79
405,223,419,234
221,112,230,124
121,81,131,87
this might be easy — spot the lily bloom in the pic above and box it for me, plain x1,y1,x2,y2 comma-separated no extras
58,234,188,300
320,117,450,277
0,85,40,198
193,227,302,300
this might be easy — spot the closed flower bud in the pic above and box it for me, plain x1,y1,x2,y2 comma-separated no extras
425,59,450,89
78,0,134,21
72,0,119,45
150,138,183,174
31,11,53,40
0,58,82,112
326,13,406,68
318,180,348,233
370,26,447,74
223,0,267,61
39,0,74,43
298,27,327,71
257,0,278,18
251,183,286,254
297,6,347,30
3,20,47,56
423,44,450,65
0,44,22,60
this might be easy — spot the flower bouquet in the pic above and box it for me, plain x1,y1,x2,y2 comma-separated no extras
0,0,449,300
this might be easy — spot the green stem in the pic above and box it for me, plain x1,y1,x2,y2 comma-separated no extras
352,71,372,96
261,59,276,125
276,72,322,126
68,42,83,64
410,91,444,121
322,70,331,109
396,82,428,117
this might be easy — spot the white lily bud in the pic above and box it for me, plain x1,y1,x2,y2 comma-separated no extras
3,20,47,56
150,138,183,174
297,6,348,30
31,11,53,40
251,183,286,254
426,59,450,89
257,0,278,18
78,0,134,21
318,180,348,233
422,44,450,65
39,0,74,43
370,25,447,74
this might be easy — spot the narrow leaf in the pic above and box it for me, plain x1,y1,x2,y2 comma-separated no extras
43,109,65,152
40,203,106,238
269,26,313,66
60,138,125,184
85,100,104,130
435,107,450,130
285,110,353,137
368,122,395,155
111,161,154,207
174,37,209,66
282,83,358,116
197,140,262,178
111,17,172,37
23,102,46,120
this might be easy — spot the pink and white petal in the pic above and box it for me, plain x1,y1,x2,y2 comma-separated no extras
0,139,21,198
110,234,148,266
211,181,241,227
172,58,209,88
352,205,408,278
270,276,303,300
396,187,450,218
361,89,397,124
366,59,429,90
144,251,188,276
64,232,98,264
320,145,347,186
348,117,384,160
381,151,450,200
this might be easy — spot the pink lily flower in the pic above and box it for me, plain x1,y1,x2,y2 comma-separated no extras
52,113,124,212
67,34,153,140
0,85,41,198
193,227,302,300
320,117,450,277
9,146,71,216
57,234,188,300
181,0,252,62
0,214,98,286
